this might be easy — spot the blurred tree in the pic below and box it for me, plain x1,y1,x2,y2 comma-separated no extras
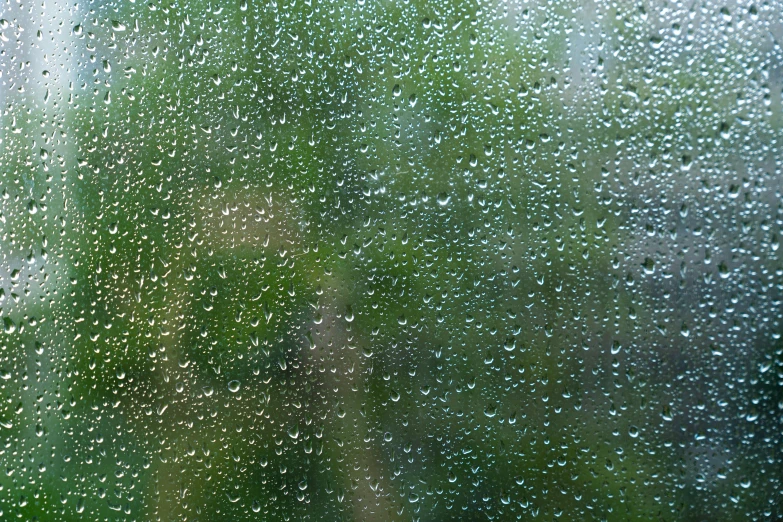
1,0,781,521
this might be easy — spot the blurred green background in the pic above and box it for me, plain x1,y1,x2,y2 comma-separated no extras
1,0,782,520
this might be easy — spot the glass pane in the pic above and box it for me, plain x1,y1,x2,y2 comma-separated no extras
1,0,781,520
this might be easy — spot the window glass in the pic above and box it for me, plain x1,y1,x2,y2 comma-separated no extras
1,0,781,519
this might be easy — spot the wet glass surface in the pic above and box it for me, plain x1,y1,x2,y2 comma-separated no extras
1,0,782,520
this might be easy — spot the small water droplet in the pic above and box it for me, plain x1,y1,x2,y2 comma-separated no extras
4,317,17,334
680,323,689,338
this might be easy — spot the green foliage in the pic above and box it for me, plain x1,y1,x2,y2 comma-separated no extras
1,0,781,520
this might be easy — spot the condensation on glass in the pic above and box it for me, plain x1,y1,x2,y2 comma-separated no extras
1,0,781,520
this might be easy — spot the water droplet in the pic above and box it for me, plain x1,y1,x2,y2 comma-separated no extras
3,318,16,334
680,323,690,338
